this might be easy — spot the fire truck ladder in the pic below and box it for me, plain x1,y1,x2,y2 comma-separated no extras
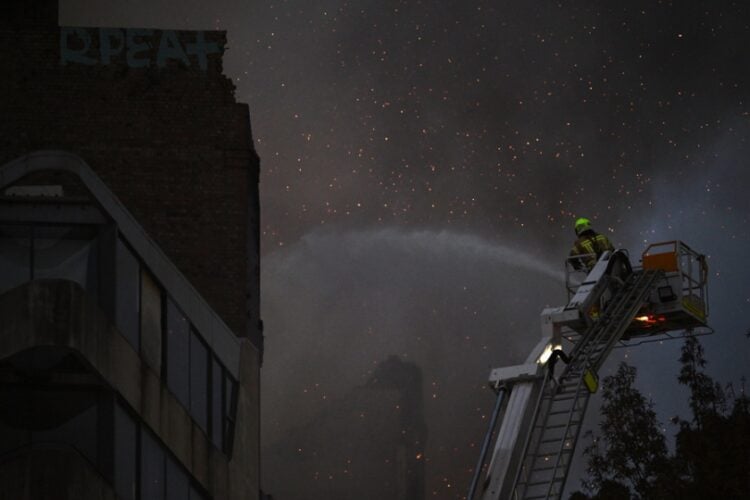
509,269,663,500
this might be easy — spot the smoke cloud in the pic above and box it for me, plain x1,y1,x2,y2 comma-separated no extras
261,228,565,497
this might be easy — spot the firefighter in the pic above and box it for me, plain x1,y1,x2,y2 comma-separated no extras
569,217,614,270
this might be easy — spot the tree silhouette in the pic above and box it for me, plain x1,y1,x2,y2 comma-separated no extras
578,363,672,499
572,336,750,500
671,336,749,499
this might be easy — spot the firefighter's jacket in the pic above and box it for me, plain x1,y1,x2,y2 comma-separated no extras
569,230,614,269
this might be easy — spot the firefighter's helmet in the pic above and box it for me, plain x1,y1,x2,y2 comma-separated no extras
574,217,592,236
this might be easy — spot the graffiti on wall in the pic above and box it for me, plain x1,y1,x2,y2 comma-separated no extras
60,28,223,71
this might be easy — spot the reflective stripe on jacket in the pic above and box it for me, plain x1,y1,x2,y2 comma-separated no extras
569,231,614,267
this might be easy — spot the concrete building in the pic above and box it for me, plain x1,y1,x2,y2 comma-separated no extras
0,2,262,499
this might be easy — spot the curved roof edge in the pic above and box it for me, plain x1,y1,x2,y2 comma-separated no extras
0,150,247,377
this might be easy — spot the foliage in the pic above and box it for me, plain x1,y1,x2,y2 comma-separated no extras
571,336,750,500
671,336,750,500
677,336,727,428
579,363,672,499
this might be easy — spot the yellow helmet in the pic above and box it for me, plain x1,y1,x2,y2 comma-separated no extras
574,217,592,236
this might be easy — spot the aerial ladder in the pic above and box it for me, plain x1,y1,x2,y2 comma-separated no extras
467,241,710,500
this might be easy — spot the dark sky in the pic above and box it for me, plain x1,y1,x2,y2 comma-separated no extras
62,1,750,498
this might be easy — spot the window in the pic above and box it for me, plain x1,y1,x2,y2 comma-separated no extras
33,225,98,293
190,485,207,500
0,384,102,468
114,402,137,500
166,299,190,408
166,455,189,500
115,401,209,500
210,357,223,449
141,429,165,500
164,305,237,453
0,410,26,457
116,238,140,350
0,224,98,296
189,329,209,432
0,224,31,294
115,239,167,374
224,373,238,453
140,268,163,372
31,389,100,465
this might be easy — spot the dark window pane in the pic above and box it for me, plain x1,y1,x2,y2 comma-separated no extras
189,329,208,432
0,224,31,294
141,269,163,372
211,357,223,449
33,225,97,293
1,385,102,464
32,389,98,464
0,412,30,456
189,484,207,500
114,403,137,500
224,374,233,418
116,239,140,350
140,429,165,500
166,298,190,408
165,455,189,500
224,373,237,452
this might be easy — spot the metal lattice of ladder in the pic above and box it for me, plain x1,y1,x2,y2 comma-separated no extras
510,270,663,500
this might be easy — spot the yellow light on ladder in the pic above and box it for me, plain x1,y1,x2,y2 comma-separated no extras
583,369,599,393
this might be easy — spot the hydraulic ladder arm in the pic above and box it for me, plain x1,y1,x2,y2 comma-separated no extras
471,243,709,500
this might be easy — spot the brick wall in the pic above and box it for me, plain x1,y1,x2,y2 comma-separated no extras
0,0,260,344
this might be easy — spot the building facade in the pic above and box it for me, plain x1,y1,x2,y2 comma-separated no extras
0,2,261,499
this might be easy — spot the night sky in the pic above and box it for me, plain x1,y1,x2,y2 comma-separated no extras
62,1,750,498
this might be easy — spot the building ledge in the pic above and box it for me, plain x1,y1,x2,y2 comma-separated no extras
0,279,230,495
